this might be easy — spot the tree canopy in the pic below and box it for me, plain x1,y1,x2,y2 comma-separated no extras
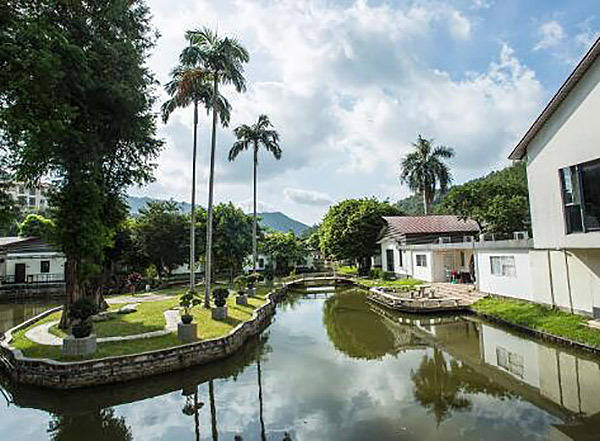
260,231,309,276
319,198,401,275
211,203,254,280
18,213,56,241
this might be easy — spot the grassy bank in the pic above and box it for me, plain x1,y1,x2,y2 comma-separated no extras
355,278,422,290
471,297,600,348
9,287,271,361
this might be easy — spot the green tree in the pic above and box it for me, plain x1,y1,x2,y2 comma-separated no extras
0,183,18,235
320,198,401,276
261,231,309,276
400,135,454,215
228,114,282,274
18,213,55,241
180,27,249,307
0,0,163,326
212,203,254,282
439,162,530,234
133,201,189,280
162,57,231,294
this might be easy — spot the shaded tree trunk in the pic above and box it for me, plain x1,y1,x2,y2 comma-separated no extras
59,256,81,329
357,256,372,277
204,76,218,308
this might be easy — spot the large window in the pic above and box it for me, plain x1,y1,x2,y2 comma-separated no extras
386,249,394,272
40,261,50,273
490,256,516,277
559,159,600,234
398,250,403,268
416,254,427,267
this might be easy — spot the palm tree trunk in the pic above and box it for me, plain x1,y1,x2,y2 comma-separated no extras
253,143,258,274
204,76,219,308
423,191,429,215
209,379,218,441
190,101,198,292
257,359,266,441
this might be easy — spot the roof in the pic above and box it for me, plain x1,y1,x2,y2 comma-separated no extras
0,237,31,247
382,215,480,238
508,36,600,160
0,236,61,254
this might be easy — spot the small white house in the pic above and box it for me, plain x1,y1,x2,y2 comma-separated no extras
509,36,600,316
0,237,65,286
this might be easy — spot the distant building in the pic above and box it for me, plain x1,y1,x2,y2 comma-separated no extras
509,36,600,316
0,237,65,294
3,181,50,212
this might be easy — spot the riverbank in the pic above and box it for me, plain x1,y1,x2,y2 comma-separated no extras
471,297,600,354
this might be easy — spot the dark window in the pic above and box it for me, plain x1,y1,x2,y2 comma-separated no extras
416,254,427,267
460,251,465,267
40,260,50,273
386,249,394,272
560,159,600,234
258,258,264,268
398,250,403,268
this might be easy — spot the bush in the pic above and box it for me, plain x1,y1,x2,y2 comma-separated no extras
233,275,247,293
382,271,395,281
370,268,382,279
263,264,274,282
246,273,262,287
180,289,201,316
212,287,229,308
71,321,93,338
69,297,98,321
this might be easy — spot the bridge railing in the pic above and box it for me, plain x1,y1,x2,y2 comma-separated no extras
279,271,354,285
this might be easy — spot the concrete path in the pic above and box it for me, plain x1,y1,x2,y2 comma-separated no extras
106,293,175,304
25,309,181,346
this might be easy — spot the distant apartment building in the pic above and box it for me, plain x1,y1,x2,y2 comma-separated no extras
4,181,50,211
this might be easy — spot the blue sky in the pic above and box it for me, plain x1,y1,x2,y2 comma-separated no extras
132,0,600,224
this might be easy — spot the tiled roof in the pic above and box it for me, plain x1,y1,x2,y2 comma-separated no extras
382,215,479,238
0,236,30,247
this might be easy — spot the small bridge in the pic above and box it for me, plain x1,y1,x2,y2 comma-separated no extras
280,272,356,289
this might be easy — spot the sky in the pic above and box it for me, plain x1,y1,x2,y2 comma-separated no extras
130,0,600,225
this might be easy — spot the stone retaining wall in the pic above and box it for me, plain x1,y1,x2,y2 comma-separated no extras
0,288,286,389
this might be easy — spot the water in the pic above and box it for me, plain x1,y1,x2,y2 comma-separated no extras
1,288,600,440
0,299,60,334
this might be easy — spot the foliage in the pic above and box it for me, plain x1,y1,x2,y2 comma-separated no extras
212,287,230,308
400,135,454,215
133,201,190,279
381,271,395,281
233,275,247,292
439,162,530,234
263,264,275,282
126,272,143,292
395,191,443,215
180,289,202,317
370,268,382,279
337,265,358,276
229,115,281,162
49,408,132,441
0,183,19,234
261,231,309,276
472,297,600,347
18,213,56,241
320,198,401,276
0,0,163,314
212,203,254,280
68,298,99,322
246,273,262,287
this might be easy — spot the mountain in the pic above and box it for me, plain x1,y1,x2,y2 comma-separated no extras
126,196,309,235
257,212,309,235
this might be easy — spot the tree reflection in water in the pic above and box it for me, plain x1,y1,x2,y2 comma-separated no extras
47,408,132,441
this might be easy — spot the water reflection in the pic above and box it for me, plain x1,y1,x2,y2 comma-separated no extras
0,299,59,334
1,288,600,440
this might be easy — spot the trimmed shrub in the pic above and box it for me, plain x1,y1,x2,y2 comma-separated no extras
212,287,229,308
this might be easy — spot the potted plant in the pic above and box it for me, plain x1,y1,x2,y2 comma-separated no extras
178,289,201,343
245,273,262,297
234,275,248,306
61,297,99,357
211,287,230,320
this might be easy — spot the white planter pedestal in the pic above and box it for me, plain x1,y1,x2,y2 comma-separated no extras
212,306,228,320
236,294,248,306
178,322,197,343
62,334,97,357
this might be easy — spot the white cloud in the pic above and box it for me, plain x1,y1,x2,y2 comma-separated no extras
141,0,544,223
534,21,565,50
284,188,333,206
471,0,493,9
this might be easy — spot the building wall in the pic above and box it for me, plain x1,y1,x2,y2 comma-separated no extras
3,253,65,282
476,249,532,300
412,250,433,282
526,55,600,249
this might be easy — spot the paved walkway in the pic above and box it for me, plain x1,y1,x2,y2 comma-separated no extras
106,293,175,304
25,309,181,346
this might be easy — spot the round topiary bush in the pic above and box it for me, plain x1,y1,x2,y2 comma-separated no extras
212,287,229,308
71,321,93,338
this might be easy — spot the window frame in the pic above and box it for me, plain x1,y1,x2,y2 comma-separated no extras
40,260,50,273
415,254,427,268
489,256,516,278
559,158,600,234
385,249,395,272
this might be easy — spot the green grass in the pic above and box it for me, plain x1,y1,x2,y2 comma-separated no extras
337,265,358,276
472,297,600,347
10,286,272,361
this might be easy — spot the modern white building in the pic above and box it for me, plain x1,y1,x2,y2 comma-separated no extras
0,237,65,288
3,181,50,212
509,36,600,317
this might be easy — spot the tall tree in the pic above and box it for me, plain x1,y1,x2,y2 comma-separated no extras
261,231,308,276
18,213,55,241
320,198,401,276
162,62,231,294
400,135,454,215
180,27,249,307
228,115,281,274
0,0,163,326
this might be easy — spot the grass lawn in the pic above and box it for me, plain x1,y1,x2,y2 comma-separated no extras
9,286,271,361
472,297,600,348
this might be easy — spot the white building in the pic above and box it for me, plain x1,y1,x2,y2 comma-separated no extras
0,237,65,287
3,181,50,212
509,36,600,317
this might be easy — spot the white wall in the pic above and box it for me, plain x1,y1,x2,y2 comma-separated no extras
526,55,600,249
476,249,532,300
412,250,433,282
3,253,65,281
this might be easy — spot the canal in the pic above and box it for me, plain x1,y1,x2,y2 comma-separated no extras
1,287,599,440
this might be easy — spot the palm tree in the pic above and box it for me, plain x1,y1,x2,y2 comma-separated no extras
161,63,231,294
400,135,454,215
228,115,281,273
181,27,249,308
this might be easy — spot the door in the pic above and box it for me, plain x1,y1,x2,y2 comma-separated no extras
15,263,26,283
386,249,395,272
